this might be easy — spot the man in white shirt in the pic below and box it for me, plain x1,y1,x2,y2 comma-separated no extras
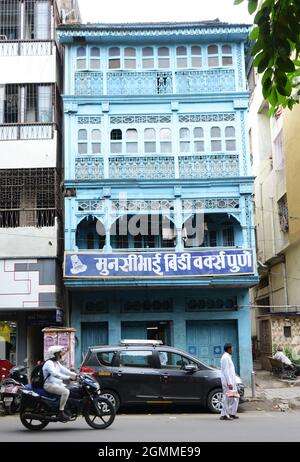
43,345,77,422
274,345,292,365
273,345,300,375
220,343,239,420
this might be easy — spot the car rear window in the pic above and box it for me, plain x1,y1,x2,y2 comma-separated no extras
96,351,116,366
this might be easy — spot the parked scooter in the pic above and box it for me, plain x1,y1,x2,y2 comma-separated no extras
0,362,28,414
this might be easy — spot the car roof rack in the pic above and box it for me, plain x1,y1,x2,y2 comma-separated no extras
120,339,163,346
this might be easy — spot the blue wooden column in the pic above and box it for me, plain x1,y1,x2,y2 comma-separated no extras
237,291,253,384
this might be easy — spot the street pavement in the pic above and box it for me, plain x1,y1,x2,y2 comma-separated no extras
0,410,300,442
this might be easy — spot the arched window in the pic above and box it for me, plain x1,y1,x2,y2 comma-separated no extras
191,46,202,68
78,129,87,154
208,45,219,67
222,45,233,66
124,47,136,69
76,216,105,250
108,47,121,69
193,127,204,152
160,128,172,153
76,47,87,70
90,47,100,69
176,46,187,68
110,129,122,153
126,129,138,153
210,127,222,151
225,126,236,151
144,128,156,153
91,129,101,154
158,47,170,68
179,128,190,153
142,47,154,69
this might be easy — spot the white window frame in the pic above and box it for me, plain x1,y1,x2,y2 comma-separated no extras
225,126,236,151
77,127,102,155
221,44,233,66
76,46,101,71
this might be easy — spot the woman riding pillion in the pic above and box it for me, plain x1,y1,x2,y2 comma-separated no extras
43,345,77,422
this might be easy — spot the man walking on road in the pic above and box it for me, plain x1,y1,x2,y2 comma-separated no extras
220,343,239,421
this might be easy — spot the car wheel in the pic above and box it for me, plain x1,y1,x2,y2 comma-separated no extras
207,388,223,413
100,389,120,411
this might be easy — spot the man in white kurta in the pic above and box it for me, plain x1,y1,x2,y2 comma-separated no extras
220,343,239,420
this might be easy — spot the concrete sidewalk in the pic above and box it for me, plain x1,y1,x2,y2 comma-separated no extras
242,362,300,412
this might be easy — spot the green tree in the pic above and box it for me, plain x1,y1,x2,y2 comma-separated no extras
234,0,300,113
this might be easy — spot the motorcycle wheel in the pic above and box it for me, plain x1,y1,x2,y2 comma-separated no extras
84,397,116,429
20,409,49,431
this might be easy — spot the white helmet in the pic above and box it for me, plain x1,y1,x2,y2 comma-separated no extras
46,345,65,359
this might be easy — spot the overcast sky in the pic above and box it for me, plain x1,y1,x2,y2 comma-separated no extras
77,0,253,24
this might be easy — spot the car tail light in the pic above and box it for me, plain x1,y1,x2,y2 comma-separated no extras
80,366,97,375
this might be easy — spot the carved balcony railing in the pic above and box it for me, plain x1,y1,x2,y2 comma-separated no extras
74,154,240,180
109,156,175,179
179,154,239,178
73,69,237,96
75,72,103,96
0,123,54,140
107,71,173,96
175,69,236,93
75,156,104,180
0,40,53,56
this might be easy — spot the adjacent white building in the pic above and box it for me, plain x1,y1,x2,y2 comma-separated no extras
0,0,80,367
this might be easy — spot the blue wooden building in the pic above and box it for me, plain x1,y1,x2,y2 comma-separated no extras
58,21,258,383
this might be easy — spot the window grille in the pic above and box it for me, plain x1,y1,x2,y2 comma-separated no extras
0,0,51,41
278,194,289,232
0,168,60,228
0,83,53,124
222,226,235,246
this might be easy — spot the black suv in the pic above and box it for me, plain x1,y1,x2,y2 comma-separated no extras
80,340,245,413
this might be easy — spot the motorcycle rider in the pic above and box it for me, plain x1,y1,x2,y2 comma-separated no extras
43,345,77,422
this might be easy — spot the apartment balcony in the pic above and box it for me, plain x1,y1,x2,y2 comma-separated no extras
0,123,54,141
0,40,53,57
0,125,59,169
0,213,60,257
74,68,236,97
74,153,240,180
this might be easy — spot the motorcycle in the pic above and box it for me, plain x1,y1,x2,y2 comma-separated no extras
0,364,28,415
19,373,116,431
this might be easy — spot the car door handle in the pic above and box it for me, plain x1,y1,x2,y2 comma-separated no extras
116,370,123,377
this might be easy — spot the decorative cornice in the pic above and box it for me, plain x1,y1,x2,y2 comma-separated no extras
64,176,256,189
57,22,251,43
64,275,259,288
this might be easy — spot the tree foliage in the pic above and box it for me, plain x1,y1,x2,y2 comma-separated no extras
234,0,300,113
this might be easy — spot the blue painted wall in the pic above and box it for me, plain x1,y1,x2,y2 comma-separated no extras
59,22,257,384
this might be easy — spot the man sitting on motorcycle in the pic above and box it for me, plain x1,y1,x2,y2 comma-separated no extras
43,345,77,422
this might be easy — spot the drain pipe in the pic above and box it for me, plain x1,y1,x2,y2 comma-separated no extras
251,371,256,398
